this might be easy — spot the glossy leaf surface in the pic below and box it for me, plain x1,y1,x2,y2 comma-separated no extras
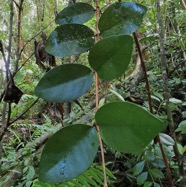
55,3,95,25
35,64,93,102
45,24,94,57
95,102,165,154
99,2,147,37
88,35,133,80
39,125,99,183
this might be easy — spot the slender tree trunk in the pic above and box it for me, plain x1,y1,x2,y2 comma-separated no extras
156,1,186,186
14,0,24,74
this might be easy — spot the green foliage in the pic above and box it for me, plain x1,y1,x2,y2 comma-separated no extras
89,35,133,80
45,24,95,57
99,2,147,37
55,3,95,25
2,0,186,186
35,64,93,102
33,1,169,184
39,125,99,182
95,102,165,153
33,164,115,187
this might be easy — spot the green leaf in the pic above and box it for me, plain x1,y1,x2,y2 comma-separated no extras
169,98,182,105
137,172,148,185
26,166,35,180
32,180,55,187
39,124,99,183
144,181,153,187
133,161,145,176
35,64,93,102
153,182,161,187
45,24,94,57
159,133,175,146
109,88,124,101
99,2,147,37
149,168,164,179
95,102,165,154
175,120,186,132
88,35,133,80
55,3,95,25
177,143,185,155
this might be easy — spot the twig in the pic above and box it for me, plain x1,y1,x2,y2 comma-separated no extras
133,32,174,187
17,19,55,66
94,1,108,187
0,103,11,141
168,60,185,77
9,98,40,125
156,1,185,185
13,0,19,8
0,40,7,65
133,33,153,112
14,52,35,77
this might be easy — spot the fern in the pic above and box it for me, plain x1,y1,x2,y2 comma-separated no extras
32,164,115,187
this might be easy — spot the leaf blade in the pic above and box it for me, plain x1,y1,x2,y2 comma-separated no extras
35,64,93,102
95,102,165,154
99,2,147,37
45,24,94,57
39,124,99,183
88,35,133,80
55,3,95,25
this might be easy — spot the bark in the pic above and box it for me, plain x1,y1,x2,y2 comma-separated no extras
1,0,14,142
14,0,24,74
180,0,186,9
156,1,185,186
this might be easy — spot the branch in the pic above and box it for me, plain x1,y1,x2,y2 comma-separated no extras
17,19,54,66
9,98,40,125
180,0,186,9
14,0,24,74
0,40,7,65
0,103,11,142
94,1,108,187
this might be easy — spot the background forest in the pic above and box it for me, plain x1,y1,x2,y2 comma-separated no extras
0,0,186,187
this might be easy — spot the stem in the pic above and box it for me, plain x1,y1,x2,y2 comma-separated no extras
156,0,185,184
133,32,174,187
94,1,108,186
133,33,152,112
9,98,39,125
17,19,54,67
0,103,11,141
54,0,59,16
95,73,99,110
14,0,24,74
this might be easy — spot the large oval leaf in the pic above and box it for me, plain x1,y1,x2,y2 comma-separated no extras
35,64,93,102
45,24,95,57
39,124,99,183
95,102,165,154
99,2,147,37
88,35,133,80
55,3,95,25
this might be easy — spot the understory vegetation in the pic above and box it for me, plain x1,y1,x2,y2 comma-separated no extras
0,0,186,187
